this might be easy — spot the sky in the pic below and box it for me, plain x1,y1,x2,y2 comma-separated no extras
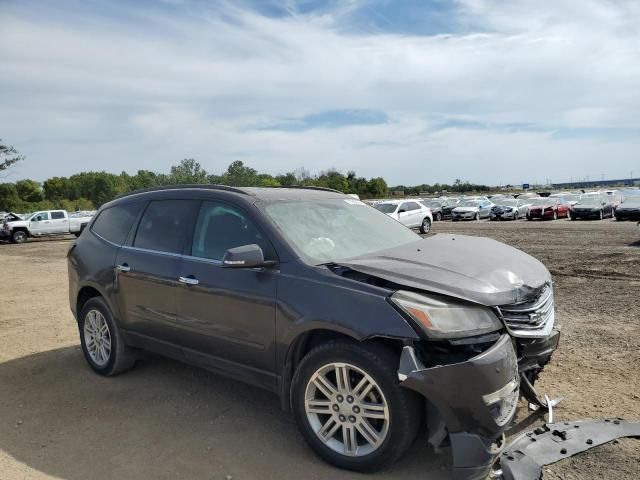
1,0,639,186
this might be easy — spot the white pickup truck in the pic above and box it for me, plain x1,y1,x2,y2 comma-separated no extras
2,210,94,244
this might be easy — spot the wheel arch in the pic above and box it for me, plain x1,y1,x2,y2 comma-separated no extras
75,283,117,324
279,326,408,411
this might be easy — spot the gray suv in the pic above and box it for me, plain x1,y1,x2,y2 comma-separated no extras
68,185,559,479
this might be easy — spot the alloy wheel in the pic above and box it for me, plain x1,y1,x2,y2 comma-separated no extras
83,309,112,367
304,362,390,457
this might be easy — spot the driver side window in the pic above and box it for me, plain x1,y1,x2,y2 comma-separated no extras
191,201,275,262
33,212,49,221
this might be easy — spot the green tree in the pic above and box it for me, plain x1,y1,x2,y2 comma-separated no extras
0,183,21,210
0,140,24,173
168,158,208,184
316,169,349,192
15,179,43,202
276,172,297,187
43,176,72,201
222,160,258,186
366,177,388,197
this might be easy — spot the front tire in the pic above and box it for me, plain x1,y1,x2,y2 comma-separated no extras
78,297,136,376
419,217,431,234
11,230,27,243
435,212,442,221
291,341,421,472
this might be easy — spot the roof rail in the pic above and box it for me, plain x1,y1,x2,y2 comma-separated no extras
279,185,343,194
113,184,249,200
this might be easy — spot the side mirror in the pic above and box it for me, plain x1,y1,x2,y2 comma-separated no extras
397,209,406,214
222,244,275,268
32,216,41,222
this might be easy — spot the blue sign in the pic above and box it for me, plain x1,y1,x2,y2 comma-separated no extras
522,183,530,189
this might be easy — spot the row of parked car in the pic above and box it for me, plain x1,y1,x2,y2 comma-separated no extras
367,188,640,228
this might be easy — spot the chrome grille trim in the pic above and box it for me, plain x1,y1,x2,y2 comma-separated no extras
497,285,555,338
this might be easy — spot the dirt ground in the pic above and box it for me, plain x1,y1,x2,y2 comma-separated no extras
0,218,639,480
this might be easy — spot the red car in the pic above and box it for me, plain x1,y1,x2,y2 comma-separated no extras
526,197,570,220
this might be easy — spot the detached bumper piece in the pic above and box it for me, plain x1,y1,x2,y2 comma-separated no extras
399,334,519,480
496,418,640,480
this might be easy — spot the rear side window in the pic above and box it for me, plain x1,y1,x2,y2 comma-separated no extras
407,202,420,211
92,203,144,245
134,200,199,254
51,211,65,219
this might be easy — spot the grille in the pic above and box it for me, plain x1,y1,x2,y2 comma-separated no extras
498,285,555,338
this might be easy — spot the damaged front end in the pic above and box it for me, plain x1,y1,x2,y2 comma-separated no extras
399,334,520,480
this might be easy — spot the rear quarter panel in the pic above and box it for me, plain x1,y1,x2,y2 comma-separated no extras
68,231,120,320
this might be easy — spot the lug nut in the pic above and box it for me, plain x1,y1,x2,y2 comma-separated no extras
339,415,346,422
349,416,356,423
332,404,339,412
346,396,354,404
336,395,344,403
352,406,360,414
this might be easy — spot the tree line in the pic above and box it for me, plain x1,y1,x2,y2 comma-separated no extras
1,138,492,213
0,159,393,212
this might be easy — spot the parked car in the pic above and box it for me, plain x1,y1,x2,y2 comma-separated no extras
569,195,615,220
614,196,640,221
451,199,493,221
2,210,93,243
68,185,559,477
490,199,531,220
419,200,444,221
440,197,461,219
374,200,433,233
526,198,570,221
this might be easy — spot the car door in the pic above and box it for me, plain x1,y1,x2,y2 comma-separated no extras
49,211,68,234
28,212,50,235
406,202,423,227
397,202,412,226
114,199,200,342
174,200,278,386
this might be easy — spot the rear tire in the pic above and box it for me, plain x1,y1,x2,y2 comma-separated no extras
291,340,422,472
78,297,137,376
419,217,431,234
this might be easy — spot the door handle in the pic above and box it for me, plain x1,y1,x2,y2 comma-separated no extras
116,264,130,272
179,276,199,286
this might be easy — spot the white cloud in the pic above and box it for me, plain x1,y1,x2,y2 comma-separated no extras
0,0,639,184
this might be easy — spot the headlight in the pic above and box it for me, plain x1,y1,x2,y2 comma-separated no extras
390,290,503,338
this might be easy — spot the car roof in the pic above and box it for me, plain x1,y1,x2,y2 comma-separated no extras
110,184,349,204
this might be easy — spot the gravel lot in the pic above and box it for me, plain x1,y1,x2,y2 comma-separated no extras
1,219,639,479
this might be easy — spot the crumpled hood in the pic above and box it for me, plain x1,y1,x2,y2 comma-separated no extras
335,234,551,306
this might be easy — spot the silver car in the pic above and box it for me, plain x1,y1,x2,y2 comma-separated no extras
490,199,531,220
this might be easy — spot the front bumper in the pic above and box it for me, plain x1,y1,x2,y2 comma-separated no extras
491,210,518,220
452,211,478,220
515,328,560,374
399,334,519,480
527,209,554,219
572,209,600,219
